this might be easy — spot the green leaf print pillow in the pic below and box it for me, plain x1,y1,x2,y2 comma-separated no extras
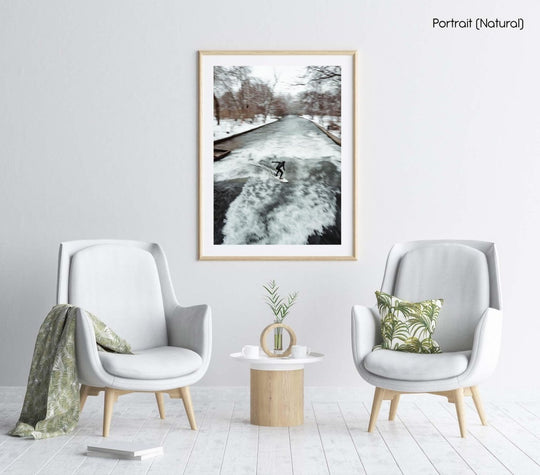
373,291,443,354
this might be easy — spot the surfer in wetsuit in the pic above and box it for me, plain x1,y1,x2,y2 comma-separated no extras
272,160,285,179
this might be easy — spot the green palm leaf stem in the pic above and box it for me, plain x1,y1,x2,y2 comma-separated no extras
263,280,298,352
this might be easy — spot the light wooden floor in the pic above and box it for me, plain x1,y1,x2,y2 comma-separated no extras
1,387,539,474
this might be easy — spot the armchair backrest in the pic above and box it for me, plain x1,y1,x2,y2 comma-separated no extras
57,240,178,351
380,240,501,352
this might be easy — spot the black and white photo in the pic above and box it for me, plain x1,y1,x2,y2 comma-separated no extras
199,51,357,260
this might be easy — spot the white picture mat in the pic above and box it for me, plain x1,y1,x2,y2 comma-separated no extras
200,52,356,259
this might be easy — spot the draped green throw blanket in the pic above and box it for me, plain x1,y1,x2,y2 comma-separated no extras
9,304,132,439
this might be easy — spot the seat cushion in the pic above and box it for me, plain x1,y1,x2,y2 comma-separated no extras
364,349,470,381
99,346,202,380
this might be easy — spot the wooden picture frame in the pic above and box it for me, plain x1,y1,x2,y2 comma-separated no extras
199,50,357,260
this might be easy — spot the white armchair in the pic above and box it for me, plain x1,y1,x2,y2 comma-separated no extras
352,240,502,437
57,240,212,436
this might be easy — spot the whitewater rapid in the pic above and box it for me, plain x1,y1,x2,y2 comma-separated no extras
213,116,342,245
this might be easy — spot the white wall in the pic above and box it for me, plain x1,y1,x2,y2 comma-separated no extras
1,0,539,395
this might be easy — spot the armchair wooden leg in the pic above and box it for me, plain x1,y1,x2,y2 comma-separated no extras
103,389,118,437
180,387,197,430
368,387,385,432
155,392,166,419
453,388,467,438
389,394,400,421
470,386,487,425
80,384,90,412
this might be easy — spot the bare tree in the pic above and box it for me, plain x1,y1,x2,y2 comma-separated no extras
262,69,280,121
304,66,341,91
296,66,342,120
214,66,252,121
214,66,284,123
213,94,220,125
271,95,288,117
245,79,275,121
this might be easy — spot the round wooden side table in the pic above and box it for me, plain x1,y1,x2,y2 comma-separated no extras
230,351,324,427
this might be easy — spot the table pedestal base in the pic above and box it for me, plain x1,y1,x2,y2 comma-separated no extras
250,368,304,426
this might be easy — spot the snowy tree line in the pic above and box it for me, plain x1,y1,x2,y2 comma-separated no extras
213,66,341,125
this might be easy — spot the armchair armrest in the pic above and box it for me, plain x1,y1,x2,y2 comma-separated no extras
459,307,503,386
166,304,212,363
351,305,381,367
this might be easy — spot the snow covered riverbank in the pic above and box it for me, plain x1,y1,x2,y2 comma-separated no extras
214,116,279,141
301,115,341,139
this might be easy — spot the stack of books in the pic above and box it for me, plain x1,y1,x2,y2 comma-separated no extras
87,441,164,461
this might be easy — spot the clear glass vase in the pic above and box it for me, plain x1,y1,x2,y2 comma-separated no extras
273,326,283,354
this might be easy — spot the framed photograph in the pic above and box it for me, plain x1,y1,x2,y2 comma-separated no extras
199,50,357,260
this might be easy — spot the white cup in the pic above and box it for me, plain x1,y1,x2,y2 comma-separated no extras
291,345,311,358
242,345,260,359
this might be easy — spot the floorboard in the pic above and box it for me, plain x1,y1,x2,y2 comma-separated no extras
312,402,366,474
1,387,540,475
183,400,234,475
480,402,540,466
257,426,292,475
441,399,540,474
339,401,401,475
397,400,475,474
147,405,209,474
220,401,258,475
289,404,328,475
366,400,437,475
498,402,540,437
417,397,511,475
